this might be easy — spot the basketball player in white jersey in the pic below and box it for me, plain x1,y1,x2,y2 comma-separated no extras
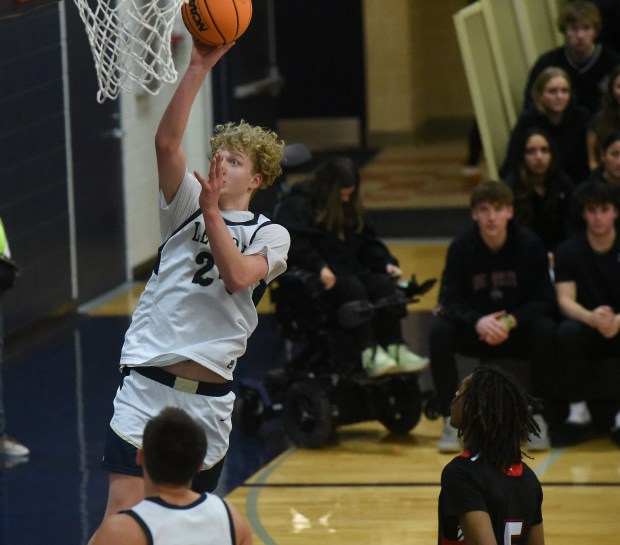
90,407,252,545
101,40,290,517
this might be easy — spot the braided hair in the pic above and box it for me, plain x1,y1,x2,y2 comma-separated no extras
459,365,542,468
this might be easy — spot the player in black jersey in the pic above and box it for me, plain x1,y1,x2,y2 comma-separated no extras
438,365,546,545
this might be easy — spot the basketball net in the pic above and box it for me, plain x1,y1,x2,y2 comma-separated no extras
72,0,186,103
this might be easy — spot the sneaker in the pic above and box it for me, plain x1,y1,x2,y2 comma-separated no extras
386,344,429,373
438,417,461,453
526,414,550,451
0,435,30,457
0,455,29,469
361,345,398,378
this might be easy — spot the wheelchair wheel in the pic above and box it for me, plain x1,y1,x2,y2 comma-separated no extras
233,387,264,434
283,381,333,448
376,377,422,434
423,396,443,421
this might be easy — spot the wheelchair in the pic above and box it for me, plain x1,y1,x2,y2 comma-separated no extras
234,269,437,448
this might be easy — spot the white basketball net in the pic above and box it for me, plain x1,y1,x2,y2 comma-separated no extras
72,0,187,103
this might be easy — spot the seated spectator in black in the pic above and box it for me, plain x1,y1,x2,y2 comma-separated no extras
501,67,590,185
430,182,557,453
567,130,620,235
587,64,620,171
554,181,620,447
274,156,429,378
523,0,620,118
502,127,574,253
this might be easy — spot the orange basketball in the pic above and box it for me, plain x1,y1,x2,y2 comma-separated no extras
181,0,252,46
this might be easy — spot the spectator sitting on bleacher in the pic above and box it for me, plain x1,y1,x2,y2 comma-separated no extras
567,130,620,236
501,66,590,185
553,180,620,447
502,126,574,253
523,0,620,119
430,181,557,454
587,64,620,171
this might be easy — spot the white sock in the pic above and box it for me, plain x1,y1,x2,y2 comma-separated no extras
614,411,620,430
566,401,591,425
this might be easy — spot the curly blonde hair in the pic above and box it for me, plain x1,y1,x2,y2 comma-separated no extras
209,121,285,189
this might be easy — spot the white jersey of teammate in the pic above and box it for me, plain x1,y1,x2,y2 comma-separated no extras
120,170,290,380
125,493,234,545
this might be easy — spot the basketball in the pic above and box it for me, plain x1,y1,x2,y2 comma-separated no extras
181,0,252,46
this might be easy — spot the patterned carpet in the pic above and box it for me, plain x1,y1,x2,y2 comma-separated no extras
360,137,487,238
361,139,481,210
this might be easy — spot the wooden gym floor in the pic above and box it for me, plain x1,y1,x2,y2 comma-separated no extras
2,135,619,545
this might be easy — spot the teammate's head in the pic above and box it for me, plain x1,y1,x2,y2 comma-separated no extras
451,366,542,468
209,121,285,189
312,156,364,235
140,407,207,486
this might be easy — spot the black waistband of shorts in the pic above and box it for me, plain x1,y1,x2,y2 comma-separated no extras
124,366,232,397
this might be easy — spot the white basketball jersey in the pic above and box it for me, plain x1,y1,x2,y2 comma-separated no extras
120,171,290,379
126,493,234,545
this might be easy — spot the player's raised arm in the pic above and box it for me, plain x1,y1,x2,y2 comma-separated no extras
155,41,234,204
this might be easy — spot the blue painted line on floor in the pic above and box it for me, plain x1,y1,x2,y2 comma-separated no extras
245,447,298,545
534,447,566,479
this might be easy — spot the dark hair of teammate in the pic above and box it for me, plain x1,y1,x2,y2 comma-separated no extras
142,407,207,486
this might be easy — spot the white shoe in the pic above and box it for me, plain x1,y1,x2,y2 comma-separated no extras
0,435,30,457
526,414,550,451
362,345,398,377
438,418,461,453
386,344,429,373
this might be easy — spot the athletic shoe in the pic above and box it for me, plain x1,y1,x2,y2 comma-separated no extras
438,418,461,453
526,414,550,451
386,344,430,373
361,345,398,377
0,455,29,469
0,435,30,457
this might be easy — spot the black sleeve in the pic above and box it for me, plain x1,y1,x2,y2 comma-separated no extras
436,237,482,326
358,222,398,272
510,232,557,325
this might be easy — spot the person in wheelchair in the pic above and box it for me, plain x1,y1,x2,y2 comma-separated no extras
274,156,429,378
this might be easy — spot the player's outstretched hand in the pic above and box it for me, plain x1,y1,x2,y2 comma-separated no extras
190,40,235,70
195,153,224,214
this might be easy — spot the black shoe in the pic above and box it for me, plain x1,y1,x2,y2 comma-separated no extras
611,427,620,447
549,422,592,447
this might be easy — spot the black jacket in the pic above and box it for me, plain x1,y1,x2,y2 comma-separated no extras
436,222,556,327
274,180,398,276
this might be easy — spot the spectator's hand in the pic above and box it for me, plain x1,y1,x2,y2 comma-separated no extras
475,311,510,346
386,263,402,278
319,266,337,290
591,306,619,338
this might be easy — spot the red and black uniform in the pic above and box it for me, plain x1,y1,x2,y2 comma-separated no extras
438,451,543,545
